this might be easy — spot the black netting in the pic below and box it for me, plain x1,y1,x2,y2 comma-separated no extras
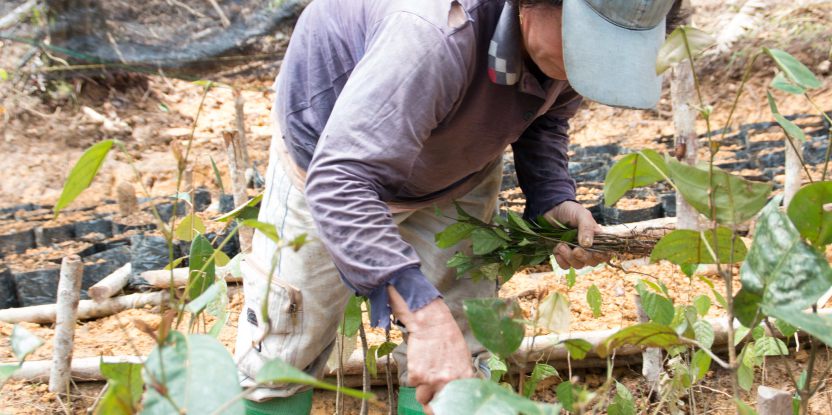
2,0,307,71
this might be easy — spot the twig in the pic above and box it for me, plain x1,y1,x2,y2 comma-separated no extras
358,323,370,415
206,0,231,27
0,0,37,30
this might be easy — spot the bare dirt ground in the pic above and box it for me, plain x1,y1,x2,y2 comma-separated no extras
1,0,832,413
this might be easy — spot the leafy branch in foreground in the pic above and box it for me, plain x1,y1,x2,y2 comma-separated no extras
437,204,665,281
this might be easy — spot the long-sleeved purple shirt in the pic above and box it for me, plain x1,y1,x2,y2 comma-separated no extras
274,0,582,328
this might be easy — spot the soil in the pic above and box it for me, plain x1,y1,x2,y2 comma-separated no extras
2,0,832,413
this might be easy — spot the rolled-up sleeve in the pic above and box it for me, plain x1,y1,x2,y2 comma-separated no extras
304,13,467,328
512,86,583,219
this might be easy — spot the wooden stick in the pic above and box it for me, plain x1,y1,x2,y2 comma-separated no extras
222,130,252,253
635,294,662,394
0,292,168,324
206,0,231,27
88,264,132,302
49,256,83,394
601,217,676,238
784,137,801,207
140,267,240,289
13,356,144,382
0,0,37,30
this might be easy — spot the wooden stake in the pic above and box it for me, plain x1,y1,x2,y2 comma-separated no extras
635,294,662,395
784,140,801,207
757,385,792,415
49,255,84,394
116,182,138,217
222,130,252,252
0,292,168,324
88,264,132,302
670,0,700,231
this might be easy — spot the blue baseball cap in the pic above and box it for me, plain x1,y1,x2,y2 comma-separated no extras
562,0,675,109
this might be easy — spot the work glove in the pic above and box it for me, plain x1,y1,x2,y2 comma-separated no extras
544,200,610,270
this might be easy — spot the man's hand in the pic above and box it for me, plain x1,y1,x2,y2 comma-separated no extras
544,200,609,269
389,287,474,414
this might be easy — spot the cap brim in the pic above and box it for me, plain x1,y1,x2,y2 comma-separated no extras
562,0,665,110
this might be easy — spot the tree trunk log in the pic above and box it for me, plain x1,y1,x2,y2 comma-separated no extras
48,256,83,394
88,264,132,302
0,292,168,324
140,267,240,289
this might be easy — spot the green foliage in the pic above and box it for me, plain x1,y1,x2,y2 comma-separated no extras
768,92,808,144
464,298,525,358
141,332,245,414
209,156,226,194
586,285,602,318
472,227,510,255
523,364,557,398
692,320,715,350
770,72,807,95
656,26,715,75
690,349,711,383
365,341,396,378
787,181,832,248
740,197,832,334
650,228,747,265
187,234,216,301
561,339,592,360
256,356,371,400
694,295,711,317
174,213,206,242
431,378,561,415
607,382,636,415
435,222,478,248
339,296,363,337
763,48,822,90
603,150,669,207
537,292,571,333
636,282,674,325
54,139,115,217
666,159,772,226
240,219,280,243
565,267,577,289
488,355,508,382
215,193,263,222
597,323,681,358
95,362,144,415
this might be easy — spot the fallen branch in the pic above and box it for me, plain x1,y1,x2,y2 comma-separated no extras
0,292,168,324
89,264,132,302
49,256,83,394
140,267,240,289
0,0,37,31
12,356,145,382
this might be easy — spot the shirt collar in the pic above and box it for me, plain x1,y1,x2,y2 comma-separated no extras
488,1,523,86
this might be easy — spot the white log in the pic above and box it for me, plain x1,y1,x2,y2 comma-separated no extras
49,256,84,394
0,292,168,324
12,356,145,382
88,264,132,302
757,385,792,415
0,0,37,30
140,267,240,289
601,217,676,237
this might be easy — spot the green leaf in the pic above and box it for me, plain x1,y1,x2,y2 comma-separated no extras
214,193,263,222
787,181,832,247
464,298,525,358
54,139,114,216
256,356,372,400
0,69,8,81
656,26,715,75
95,362,143,415
651,228,747,265
366,345,378,378
487,355,507,382
768,93,808,144
556,381,576,412
339,296,363,337
597,322,682,358
436,222,478,249
680,263,697,278
206,278,229,337
523,363,557,397
775,319,797,338
607,382,636,415
698,275,728,309
239,219,279,244
690,349,711,383
537,292,571,334
507,210,536,235
11,325,43,362
603,150,669,207
141,332,244,414
693,320,715,350
667,159,772,226
431,378,561,415
733,288,763,328
187,234,216,301
0,364,18,388
164,256,187,271
770,71,806,95
694,295,712,317
764,48,822,90
471,228,508,255
740,197,832,313
636,282,675,325
735,399,759,415
755,336,789,356
764,308,832,347
562,339,592,360
184,280,223,316
214,250,231,267
209,156,225,194
174,213,206,242
565,267,577,289
737,343,756,391
587,285,602,318
376,341,397,358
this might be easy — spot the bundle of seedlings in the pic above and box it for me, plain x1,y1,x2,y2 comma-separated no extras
437,204,669,282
